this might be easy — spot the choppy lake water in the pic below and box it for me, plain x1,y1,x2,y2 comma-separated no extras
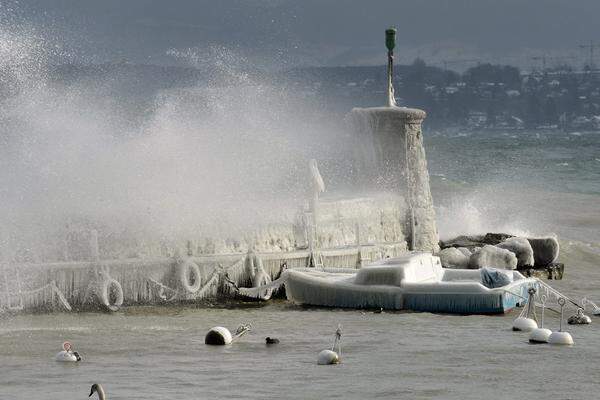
1,238,599,400
1,129,599,399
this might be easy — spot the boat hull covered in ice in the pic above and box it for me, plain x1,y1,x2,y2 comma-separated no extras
284,253,536,314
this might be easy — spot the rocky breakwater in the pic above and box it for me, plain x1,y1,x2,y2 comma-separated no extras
437,233,563,280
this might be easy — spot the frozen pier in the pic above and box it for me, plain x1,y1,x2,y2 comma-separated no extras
1,28,441,313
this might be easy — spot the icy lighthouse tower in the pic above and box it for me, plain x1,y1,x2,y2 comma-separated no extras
349,28,439,253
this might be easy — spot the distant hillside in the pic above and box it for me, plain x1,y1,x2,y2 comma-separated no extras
3,61,600,131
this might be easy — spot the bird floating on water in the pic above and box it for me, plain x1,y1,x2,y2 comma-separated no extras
55,341,81,362
89,383,106,400
265,337,280,345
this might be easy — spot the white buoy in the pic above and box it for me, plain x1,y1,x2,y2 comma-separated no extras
205,327,233,345
549,298,574,346
529,328,552,343
205,324,251,346
513,317,538,332
529,294,552,344
318,324,342,365
549,331,574,345
513,287,538,332
317,349,339,365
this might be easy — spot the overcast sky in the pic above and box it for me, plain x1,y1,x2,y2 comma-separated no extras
9,0,600,69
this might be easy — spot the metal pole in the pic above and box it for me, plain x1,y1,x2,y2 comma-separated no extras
386,28,397,107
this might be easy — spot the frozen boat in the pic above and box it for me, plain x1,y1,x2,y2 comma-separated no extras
242,253,537,314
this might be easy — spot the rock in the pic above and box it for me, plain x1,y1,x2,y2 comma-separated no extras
497,237,534,267
439,235,484,249
527,237,559,266
438,247,470,269
481,233,514,245
457,247,472,257
440,232,514,250
468,245,518,270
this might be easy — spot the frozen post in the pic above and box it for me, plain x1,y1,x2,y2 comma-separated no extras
308,159,325,251
348,29,439,253
355,222,363,268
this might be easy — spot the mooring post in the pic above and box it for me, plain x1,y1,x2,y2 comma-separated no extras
355,222,363,268
308,159,325,266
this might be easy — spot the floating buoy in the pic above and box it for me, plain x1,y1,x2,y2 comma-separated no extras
549,298,573,346
317,349,339,365
318,325,342,365
549,331,574,345
529,328,552,343
55,341,81,362
568,308,592,325
265,337,279,345
529,295,551,344
513,287,538,332
205,324,251,346
513,317,538,332
205,327,233,345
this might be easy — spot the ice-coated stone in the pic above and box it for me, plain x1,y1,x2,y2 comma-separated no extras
440,233,513,249
497,237,534,268
457,247,472,257
468,245,518,270
527,237,559,266
438,247,470,269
